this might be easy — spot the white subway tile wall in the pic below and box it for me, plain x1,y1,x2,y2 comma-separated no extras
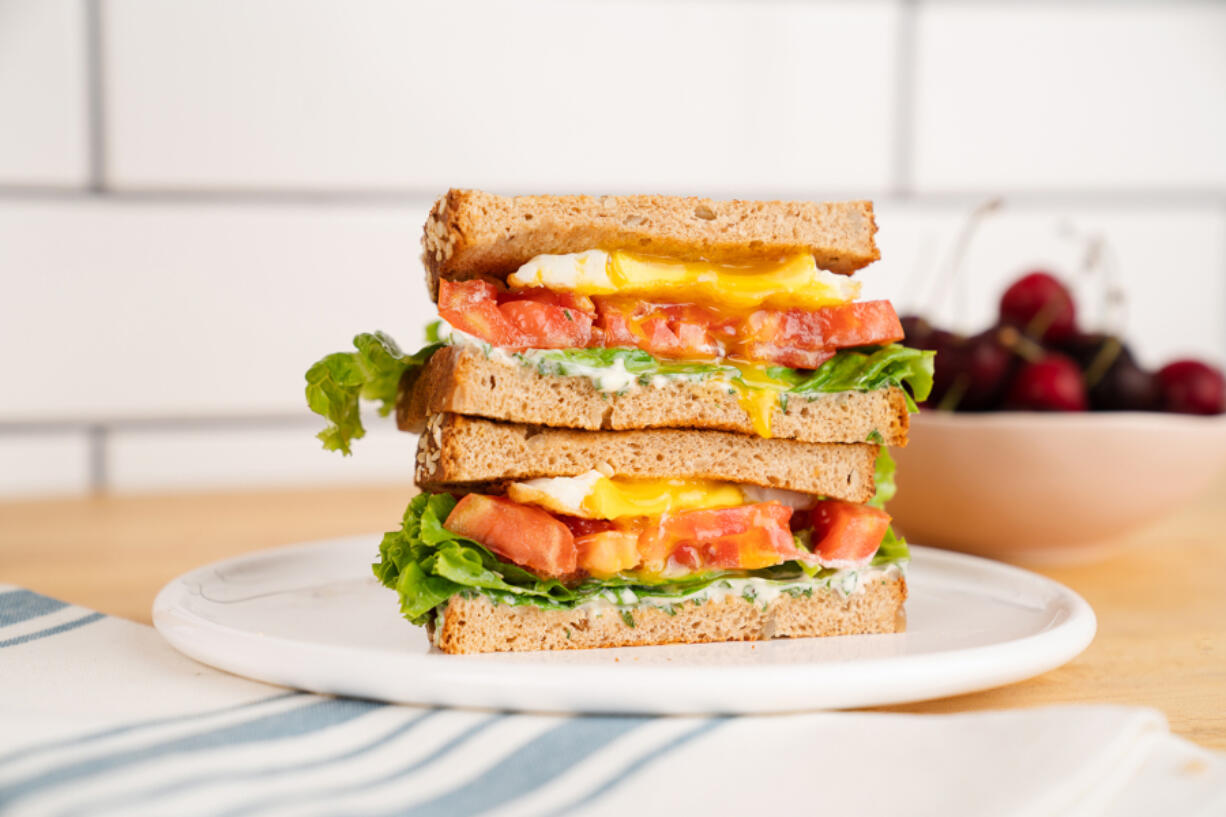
106,424,417,493
912,3,1226,191
104,0,899,194
0,433,92,497
864,203,1226,369
0,0,1223,497
0,201,433,417
0,0,89,186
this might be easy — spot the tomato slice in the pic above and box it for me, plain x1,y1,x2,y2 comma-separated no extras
437,280,528,348
740,301,903,368
808,499,891,566
638,502,802,572
499,300,593,348
594,299,724,358
439,281,595,350
440,281,903,371
502,288,596,314
575,530,641,578
444,494,577,576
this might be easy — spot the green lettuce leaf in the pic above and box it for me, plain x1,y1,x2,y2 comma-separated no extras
869,446,897,509
304,332,441,455
767,344,935,411
524,343,933,408
872,526,910,566
870,447,910,563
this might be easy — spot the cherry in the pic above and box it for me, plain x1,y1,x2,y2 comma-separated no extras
958,327,1017,411
999,271,1077,343
1058,333,1159,411
923,329,967,408
1005,354,1088,411
1092,352,1160,411
899,314,935,349
1157,360,1226,415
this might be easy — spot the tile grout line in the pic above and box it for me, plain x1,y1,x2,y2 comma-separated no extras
1,187,1224,208
83,0,107,193
891,0,918,198
87,424,108,494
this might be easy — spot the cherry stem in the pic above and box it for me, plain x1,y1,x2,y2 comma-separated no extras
1083,337,1123,389
997,325,1044,363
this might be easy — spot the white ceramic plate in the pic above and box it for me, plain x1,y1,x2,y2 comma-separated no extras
154,537,1096,714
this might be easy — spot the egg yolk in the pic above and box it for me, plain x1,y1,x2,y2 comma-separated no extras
581,477,745,519
509,250,859,311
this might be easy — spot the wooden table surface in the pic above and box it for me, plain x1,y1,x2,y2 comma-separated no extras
3,477,1224,749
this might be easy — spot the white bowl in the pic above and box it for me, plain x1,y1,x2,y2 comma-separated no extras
888,410,1226,562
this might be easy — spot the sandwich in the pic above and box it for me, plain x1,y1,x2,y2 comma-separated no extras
305,189,933,654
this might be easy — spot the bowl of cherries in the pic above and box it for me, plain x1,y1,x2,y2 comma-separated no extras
889,271,1226,562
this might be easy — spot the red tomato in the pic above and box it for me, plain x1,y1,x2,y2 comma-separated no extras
439,281,595,350
501,288,596,314
444,494,577,577
638,502,801,572
740,301,903,367
594,299,723,358
595,305,637,348
809,499,891,566
499,300,593,348
441,280,903,371
576,530,641,578
437,280,528,348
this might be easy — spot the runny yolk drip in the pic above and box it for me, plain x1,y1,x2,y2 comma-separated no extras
727,362,792,438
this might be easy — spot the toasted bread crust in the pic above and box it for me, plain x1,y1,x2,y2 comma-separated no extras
399,345,910,445
415,413,879,501
430,573,906,654
422,189,880,299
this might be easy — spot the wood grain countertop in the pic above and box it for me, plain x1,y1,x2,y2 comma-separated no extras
3,477,1224,749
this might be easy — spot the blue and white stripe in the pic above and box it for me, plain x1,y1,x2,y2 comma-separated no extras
7,584,1224,816
0,589,105,650
0,585,722,817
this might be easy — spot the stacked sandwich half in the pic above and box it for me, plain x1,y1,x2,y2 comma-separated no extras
306,189,933,654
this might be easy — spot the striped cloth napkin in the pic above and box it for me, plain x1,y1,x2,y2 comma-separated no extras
2,584,1224,817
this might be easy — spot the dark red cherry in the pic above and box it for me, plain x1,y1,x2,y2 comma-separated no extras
999,271,1077,343
958,327,1017,411
1157,360,1225,415
899,314,935,349
1005,354,1088,411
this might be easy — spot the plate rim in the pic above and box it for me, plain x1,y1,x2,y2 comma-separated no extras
153,537,1097,713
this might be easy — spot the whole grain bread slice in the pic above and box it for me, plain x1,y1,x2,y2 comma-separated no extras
415,413,879,501
429,572,906,654
421,189,879,298
399,345,909,445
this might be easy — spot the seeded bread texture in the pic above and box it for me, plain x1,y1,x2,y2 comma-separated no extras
399,345,910,445
421,189,880,298
415,413,879,501
429,573,906,654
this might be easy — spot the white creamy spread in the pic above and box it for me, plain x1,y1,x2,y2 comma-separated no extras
431,564,902,640
437,318,738,396
569,563,902,619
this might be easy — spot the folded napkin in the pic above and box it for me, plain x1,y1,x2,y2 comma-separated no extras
1,584,1223,817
